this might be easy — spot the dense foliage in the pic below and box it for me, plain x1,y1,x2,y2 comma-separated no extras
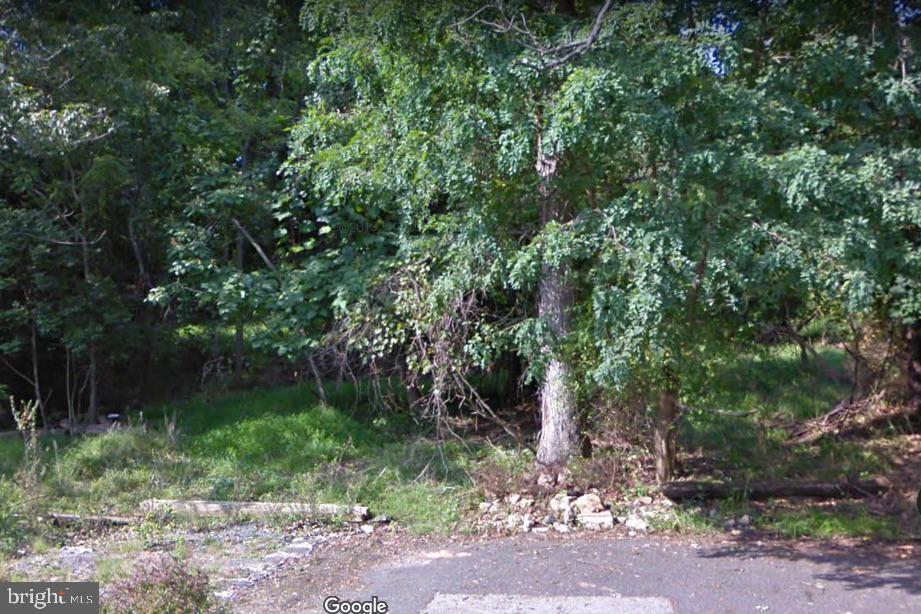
1,0,919,471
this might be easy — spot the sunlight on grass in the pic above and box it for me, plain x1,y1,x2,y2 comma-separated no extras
691,345,850,421
759,506,901,539
0,384,486,536
678,345,885,480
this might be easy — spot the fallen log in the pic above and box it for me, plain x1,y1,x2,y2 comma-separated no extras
661,477,890,502
46,512,134,527
140,499,370,521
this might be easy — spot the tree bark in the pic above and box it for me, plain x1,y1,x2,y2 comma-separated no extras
908,321,921,413
654,387,678,483
86,348,98,423
80,229,98,423
127,209,151,290
307,354,327,403
234,228,245,385
29,317,48,430
534,136,578,467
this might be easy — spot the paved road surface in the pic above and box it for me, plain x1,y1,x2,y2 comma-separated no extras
338,534,921,613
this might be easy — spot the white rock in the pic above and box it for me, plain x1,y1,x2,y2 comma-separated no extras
549,493,573,514
577,510,615,530
360,524,374,534
624,515,648,532
520,515,534,532
58,546,93,556
516,497,535,509
245,562,269,574
572,493,604,515
506,493,521,506
264,551,297,561
552,523,570,533
739,514,751,526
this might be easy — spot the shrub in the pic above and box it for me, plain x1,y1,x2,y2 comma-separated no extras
103,553,214,614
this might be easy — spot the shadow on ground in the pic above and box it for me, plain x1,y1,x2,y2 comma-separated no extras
699,534,921,596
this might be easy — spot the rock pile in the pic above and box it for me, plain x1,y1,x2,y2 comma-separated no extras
474,489,680,535
476,490,628,534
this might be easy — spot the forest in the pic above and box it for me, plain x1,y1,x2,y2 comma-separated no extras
1,0,921,609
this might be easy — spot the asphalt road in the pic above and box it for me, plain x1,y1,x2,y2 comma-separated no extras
338,534,921,614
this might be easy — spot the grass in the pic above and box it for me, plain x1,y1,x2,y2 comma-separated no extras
653,344,918,539
654,498,907,540
0,382,488,558
679,344,892,481
0,342,914,558
757,505,902,539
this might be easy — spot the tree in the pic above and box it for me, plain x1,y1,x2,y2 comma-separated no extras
278,0,795,474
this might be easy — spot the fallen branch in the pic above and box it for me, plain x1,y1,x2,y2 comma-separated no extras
46,512,134,527
661,477,890,502
140,499,370,521
783,392,886,447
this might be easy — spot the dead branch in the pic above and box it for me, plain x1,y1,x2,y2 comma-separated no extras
782,392,887,447
454,0,615,71
662,476,890,502
232,218,277,272
46,512,133,527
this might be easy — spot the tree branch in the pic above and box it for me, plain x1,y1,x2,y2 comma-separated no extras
456,0,615,71
232,218,277,273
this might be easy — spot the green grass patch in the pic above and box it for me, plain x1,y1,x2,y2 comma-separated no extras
0,382,488,545
0,344,910,547
684,345,849,424
678,345,892,481
757,505,901,539
0,439,23,476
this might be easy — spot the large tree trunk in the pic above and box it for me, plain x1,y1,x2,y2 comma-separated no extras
908,321,921,413
535,269,578,465
534,140,578,467
654,387,678,483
